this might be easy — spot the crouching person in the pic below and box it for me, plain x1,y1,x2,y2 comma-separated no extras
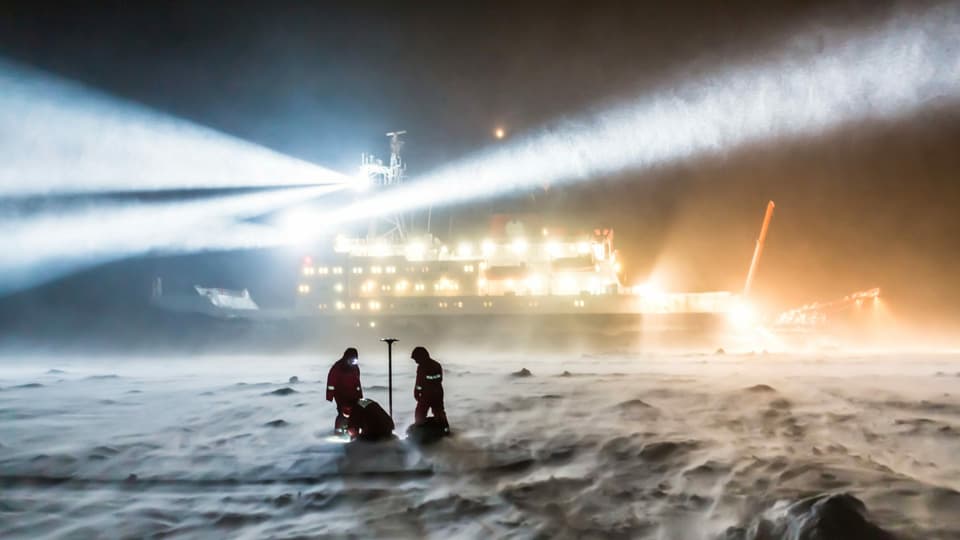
346,398,395,442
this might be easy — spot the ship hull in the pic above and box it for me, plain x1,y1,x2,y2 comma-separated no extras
294,312,729,351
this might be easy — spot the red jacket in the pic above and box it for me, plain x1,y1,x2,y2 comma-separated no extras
414,357,444,402
326,359,362,402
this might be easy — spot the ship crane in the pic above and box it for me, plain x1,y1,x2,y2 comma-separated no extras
743,200,775,298
775,287,881,327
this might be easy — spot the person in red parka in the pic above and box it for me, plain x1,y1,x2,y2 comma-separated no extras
326,347,363,434
412,346,449,433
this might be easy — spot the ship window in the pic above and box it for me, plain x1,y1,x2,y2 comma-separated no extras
333,267,343,274
371,266,382,274
386,266,396,274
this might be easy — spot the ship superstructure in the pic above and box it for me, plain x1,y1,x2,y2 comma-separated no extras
295,222,733,320
295,132,733,336
145,134,881,348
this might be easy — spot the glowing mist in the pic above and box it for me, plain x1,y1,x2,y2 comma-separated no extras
0,59,348,196
0,185,339,293
310,4,960,232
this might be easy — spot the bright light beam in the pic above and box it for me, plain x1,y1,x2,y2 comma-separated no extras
0,59,349,196
300,4,960,235
0,185,341,293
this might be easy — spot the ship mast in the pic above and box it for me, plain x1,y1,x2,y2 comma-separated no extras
386,130,406,185
362,131,408,241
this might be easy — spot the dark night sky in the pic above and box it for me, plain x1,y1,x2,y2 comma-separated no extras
1,0,958,333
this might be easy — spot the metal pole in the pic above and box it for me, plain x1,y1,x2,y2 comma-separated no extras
380,338,398,418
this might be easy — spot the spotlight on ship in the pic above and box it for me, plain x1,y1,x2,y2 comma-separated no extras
406,241,427,260
481,239,497,256
352,167,377,192
728,300,757,329
457,242,474,257
634,279,664,297
511,238,529,255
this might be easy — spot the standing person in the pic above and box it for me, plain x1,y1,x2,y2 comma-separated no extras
326,347,363,434
412,346,449,433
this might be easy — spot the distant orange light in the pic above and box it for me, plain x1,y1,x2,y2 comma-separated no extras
494,127,506,139
728,300,756,329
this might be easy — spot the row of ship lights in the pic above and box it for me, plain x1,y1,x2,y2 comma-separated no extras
314,298,561,313
301,263,477,276
298,270,611,297
299,238,618,292
301,235,629,313
335,235,604,260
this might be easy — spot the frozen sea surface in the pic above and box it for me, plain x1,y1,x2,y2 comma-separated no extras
1,351,959,539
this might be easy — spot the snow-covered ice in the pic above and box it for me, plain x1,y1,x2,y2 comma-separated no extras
1,351,959,539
